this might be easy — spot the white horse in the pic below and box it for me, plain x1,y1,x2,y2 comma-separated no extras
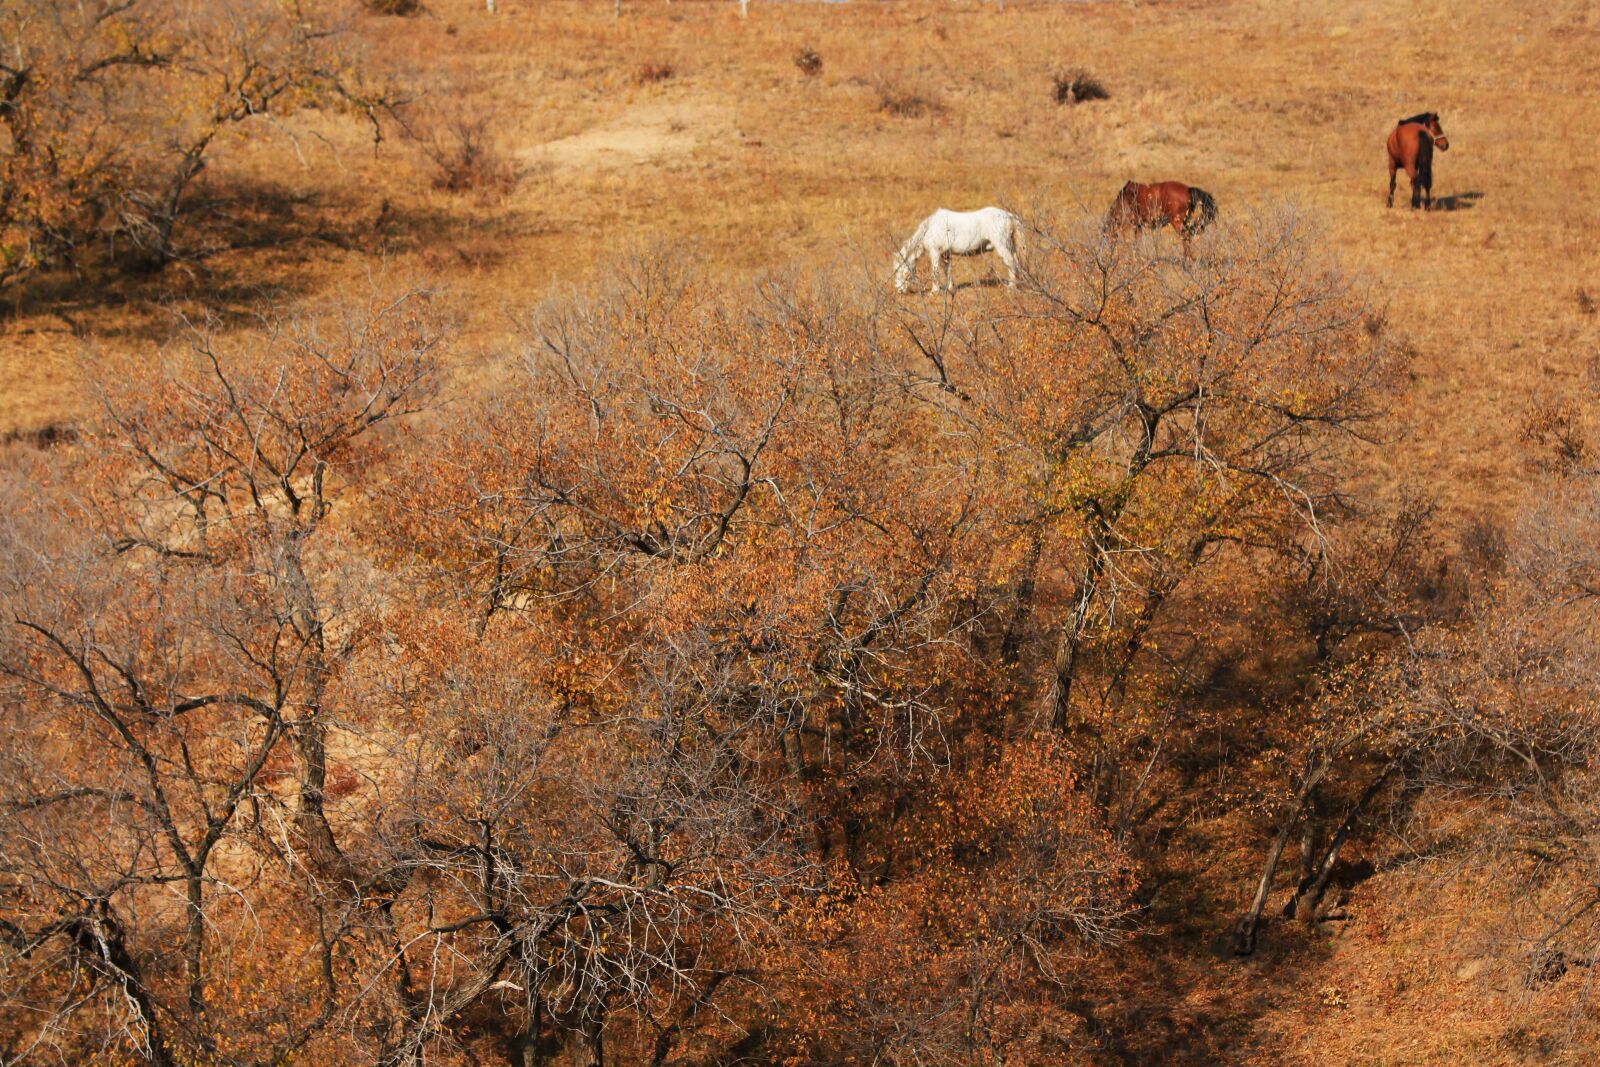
893,207,1021,293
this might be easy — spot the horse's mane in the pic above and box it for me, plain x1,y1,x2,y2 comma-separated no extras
1398,112,1437,126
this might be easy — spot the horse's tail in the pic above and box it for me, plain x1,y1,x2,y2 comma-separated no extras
1186,187,1218,236
1414,131,1434,187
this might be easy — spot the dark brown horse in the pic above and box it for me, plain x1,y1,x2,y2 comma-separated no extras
1105,180,1218,255
1386,112,1450,210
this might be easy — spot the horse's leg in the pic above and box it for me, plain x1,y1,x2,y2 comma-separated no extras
1386,157,1397,208
1422,175,1432,212
1172,217,1190,259
1408,165,1422,210
997,242,1019,287
928,247,943,292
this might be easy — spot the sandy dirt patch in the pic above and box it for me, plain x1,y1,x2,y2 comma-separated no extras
523,103,734,172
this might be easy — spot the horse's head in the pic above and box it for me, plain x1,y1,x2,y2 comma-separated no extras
892,254,913,293
1425,113,1449,150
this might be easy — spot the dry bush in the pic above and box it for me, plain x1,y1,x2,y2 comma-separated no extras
419,110,517,195
793,45,822,76
1576,287,1597,316
360,0,421,13
1052,68,1109,105
1519,398,1591,474
0,423,78,450
1,205,1562,1064
632,59,674,85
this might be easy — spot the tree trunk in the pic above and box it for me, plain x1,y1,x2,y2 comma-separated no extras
568,1014,604,1067
293,716,351,875
1289,761,1398,923
1041,546,1105,733
780,725,806,778
70,910,176,1067
999,525,1044,666
184,873,208,1022
515,997,545,1067
1233,757,1329,955
142,146,207,270
1281,812,1320,919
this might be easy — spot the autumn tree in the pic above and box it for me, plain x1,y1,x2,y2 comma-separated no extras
880,208,1397,844
371,256,1023,1063
0,206,1426,1064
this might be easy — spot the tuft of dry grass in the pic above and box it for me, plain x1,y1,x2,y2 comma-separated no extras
874,76,942,118
632,60,674,85
1576,287,1596,316
1052,68,1109,106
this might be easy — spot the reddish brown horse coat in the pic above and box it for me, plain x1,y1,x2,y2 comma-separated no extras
1386,112,1450,210
1105,180,1218,255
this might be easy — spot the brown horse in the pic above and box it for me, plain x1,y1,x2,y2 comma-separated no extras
1105,180,1218,255
1386,112,1450,210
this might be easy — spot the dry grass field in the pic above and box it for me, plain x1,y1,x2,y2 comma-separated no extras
9,0,1598,498
4,1,1599,1062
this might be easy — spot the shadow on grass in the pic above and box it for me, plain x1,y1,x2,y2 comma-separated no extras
0,177,484,336
1433,190,1483,212
897,276,1014,295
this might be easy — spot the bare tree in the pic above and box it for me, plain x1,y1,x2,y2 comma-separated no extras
0,291,442,1063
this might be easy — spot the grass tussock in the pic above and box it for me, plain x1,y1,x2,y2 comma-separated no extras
633,61,675,86
875,76,943,118
1052,68,1109,105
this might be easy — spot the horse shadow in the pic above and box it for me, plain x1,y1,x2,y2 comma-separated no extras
1433,190,1484,212
949,276,1011,292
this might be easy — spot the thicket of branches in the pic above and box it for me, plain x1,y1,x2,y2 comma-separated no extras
2,212,1597,1065
0,0,391,285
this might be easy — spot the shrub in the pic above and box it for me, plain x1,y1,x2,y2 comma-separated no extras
421,112,517,195
1052,68,1109,105
794,46,823,77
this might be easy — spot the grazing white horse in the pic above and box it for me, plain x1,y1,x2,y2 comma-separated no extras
893,207,1021,293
